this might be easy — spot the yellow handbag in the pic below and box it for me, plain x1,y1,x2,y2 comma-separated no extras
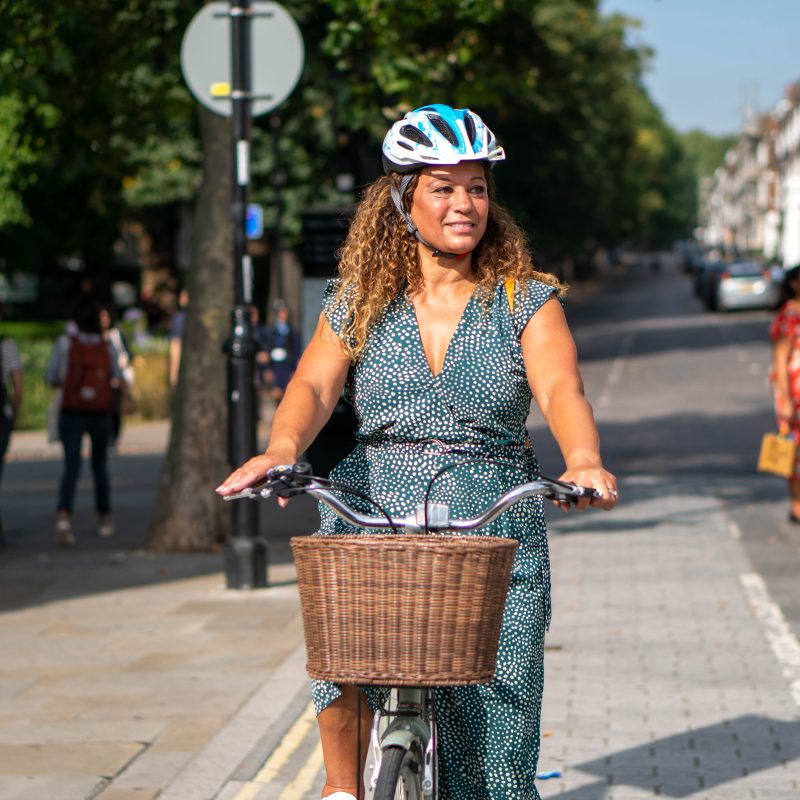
757,424,797,478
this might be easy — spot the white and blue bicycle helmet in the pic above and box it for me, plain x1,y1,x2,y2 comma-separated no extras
382,104,505,174
381,104,505,258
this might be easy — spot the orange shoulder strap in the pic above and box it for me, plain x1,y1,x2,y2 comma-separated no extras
504,278,515,312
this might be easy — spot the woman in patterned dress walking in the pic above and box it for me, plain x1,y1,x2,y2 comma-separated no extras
770,264,800,521
217,104,617,799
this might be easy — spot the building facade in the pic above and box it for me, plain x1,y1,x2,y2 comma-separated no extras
700,81,798,266
776,84,800,267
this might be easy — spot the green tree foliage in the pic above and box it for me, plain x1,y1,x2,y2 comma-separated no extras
675,129,739,226
277,0,697,253
0,0,198,291
0,95,38,227
680,130,739,179
1,0,700,275
612,87,698,247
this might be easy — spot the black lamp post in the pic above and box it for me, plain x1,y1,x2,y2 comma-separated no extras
223,0,267,589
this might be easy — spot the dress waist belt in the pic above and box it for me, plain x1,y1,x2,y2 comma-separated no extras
357,437,532,457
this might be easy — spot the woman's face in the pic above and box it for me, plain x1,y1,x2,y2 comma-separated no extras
409,161,489,256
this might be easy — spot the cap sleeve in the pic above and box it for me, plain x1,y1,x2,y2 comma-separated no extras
510,279,564,338
321,278,348,339
770,304,800,341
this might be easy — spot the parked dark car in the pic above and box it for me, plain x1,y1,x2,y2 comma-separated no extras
693,260,727,304
683,243,708,275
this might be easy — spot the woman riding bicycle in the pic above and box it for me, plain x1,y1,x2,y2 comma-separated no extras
217,104,617,800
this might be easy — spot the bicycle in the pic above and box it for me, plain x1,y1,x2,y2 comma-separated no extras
225,462,597,799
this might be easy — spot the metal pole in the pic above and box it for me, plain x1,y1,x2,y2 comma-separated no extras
224,0,267,589
270,115,286,303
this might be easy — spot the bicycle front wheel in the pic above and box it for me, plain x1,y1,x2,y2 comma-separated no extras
374,744,424,800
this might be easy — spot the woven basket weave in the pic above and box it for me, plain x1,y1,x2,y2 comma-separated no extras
291,534,518,687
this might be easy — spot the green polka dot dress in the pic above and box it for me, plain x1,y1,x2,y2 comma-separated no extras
313,277,560,799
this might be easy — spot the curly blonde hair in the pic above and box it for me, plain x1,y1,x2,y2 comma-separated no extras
332,168,565,360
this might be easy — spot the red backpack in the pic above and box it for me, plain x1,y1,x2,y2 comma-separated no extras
61,336,114,413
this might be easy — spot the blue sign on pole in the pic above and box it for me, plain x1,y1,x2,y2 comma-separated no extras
246,203,264,240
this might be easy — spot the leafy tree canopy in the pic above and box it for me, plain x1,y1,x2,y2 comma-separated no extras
0,0,710,288
679,130,739,179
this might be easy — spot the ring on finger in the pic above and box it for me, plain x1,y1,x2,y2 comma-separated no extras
608,488,618,498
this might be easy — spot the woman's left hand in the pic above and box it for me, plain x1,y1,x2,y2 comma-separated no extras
556,465,618,512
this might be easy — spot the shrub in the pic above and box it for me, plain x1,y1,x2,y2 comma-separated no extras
17,339,55,431
130,343,170,421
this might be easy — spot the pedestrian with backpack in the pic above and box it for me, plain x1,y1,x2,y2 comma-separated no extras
46,300,125,545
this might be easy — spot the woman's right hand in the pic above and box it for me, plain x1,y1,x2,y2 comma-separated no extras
215,453,293,504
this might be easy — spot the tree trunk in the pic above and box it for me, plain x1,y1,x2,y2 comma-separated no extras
148,109,233,551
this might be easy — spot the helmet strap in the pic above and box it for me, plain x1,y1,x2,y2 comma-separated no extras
390,174,465,261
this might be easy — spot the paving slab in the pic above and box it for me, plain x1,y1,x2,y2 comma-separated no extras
0,557,306,798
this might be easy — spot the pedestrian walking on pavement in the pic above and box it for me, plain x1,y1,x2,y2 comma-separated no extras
46,300,125,545
261,300,299,403
0,318,23,544
769,264,800,521
168,288,188,388
217,104,617,800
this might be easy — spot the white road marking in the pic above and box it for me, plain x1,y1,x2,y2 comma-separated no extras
728,520,742,540
597,332,632,408
739,572,800,707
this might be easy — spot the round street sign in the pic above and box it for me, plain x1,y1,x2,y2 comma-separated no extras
181,1,304,118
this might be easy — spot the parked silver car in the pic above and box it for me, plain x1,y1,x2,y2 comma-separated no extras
711,261,781,311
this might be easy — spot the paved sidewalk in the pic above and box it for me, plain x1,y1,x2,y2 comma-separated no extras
536,476,800,799
207,473,800,800
7,419,172,461
0,419,309,800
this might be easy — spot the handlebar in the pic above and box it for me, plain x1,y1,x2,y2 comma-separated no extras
222,462,600,535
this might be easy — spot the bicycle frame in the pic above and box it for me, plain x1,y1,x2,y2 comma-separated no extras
365,688,437,799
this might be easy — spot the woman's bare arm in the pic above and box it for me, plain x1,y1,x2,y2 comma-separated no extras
216,314,351,495
521,297,617,510
772,337,793,421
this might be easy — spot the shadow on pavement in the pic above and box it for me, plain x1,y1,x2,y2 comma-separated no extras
576,315,771,363
0,452,321,613
551,715,800,798
533,407,775,482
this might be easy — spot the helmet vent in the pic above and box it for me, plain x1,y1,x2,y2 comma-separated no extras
463,113,477,145
400,125,433,147
396,141,414,151
426,114,460,147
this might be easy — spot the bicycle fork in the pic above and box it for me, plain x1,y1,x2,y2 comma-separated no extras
365,687,438,798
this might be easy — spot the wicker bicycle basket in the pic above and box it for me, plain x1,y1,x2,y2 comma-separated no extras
291,534,518,687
